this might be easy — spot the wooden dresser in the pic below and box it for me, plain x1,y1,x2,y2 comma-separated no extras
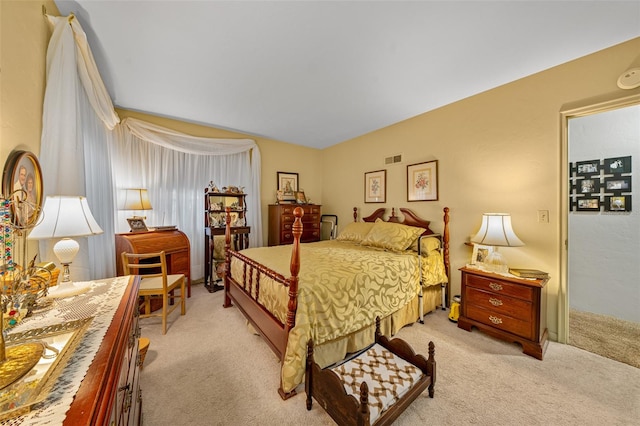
115,229,191,297
268,204,322,246
458,267,549,360
64,276,142,425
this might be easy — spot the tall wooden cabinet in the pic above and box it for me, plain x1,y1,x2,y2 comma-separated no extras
268,204,322,246
204,189,250,290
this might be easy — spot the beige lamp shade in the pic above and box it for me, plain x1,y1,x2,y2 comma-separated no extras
27,196,103,297
118,188,152,211
471,213,524,247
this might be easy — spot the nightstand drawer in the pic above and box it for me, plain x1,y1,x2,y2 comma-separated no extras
465,274,533,301
465,287,532,321
466,304,533,340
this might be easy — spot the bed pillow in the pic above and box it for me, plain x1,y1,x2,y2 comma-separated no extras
336,221,375,243
409,236,441,254
360,219,426,251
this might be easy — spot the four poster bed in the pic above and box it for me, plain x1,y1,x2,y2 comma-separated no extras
222,206,450,399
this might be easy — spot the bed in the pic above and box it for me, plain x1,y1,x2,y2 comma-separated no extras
222,206,450,399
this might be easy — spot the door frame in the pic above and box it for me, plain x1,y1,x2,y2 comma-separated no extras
558,92,640,343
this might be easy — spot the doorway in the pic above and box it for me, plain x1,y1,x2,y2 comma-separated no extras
560,94,640,367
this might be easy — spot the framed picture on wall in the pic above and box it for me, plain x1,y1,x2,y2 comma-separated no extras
604,195,632,212
578,177,601,194
575,159,600,176
277,171,298,193
407,160,438,202
603,156,632,174
364,169,386,203
576,197,600,211
2,150,44,227
604,176,632,192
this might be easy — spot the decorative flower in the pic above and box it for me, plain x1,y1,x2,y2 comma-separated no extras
415,173,429,190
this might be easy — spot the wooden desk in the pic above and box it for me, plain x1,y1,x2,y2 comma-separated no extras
204,226,250,291
115,229,192,297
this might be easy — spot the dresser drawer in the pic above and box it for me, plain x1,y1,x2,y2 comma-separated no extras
466,304,533,340
465,287,532,321
465,274,533,301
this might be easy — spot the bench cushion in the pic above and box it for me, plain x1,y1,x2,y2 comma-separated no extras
330,343,423,423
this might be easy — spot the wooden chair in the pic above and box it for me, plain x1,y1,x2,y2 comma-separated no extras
121,251,186,334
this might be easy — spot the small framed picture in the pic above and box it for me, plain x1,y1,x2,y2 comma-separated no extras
295,191,307,204
407,160,438,202
603,156,631,174
575,159,600,176
471,244,493,265
277,171,298,193
604,176,632,192
576,197,600,211
127,217,148,232
604,195,632,212
2,150,44,227
578,177,600,194
364,169,386,203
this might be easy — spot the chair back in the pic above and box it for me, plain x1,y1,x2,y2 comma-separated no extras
121,251,169,290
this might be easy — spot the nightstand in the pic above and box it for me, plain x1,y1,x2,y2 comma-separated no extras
458,267,549,360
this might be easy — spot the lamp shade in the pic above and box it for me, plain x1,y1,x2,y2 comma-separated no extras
118,188,152,211
471,213,524,247
28,196,104,240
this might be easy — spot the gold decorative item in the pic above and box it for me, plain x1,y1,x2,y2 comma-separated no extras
0,318,93,420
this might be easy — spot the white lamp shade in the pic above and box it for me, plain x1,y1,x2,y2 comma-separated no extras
471,213,524,247
118,188,152,211
28,196,104,240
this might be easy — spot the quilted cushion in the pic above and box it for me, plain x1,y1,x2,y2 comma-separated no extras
330,343,423,424
360,220,425,251
336,221,375,243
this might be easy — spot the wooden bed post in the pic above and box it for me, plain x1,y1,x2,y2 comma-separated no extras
223,207,232,308
279,206,303,400
442,207,450,307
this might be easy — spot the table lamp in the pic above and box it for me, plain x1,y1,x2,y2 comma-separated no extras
118,188,152,219
471,213,524,273
27,195,104,298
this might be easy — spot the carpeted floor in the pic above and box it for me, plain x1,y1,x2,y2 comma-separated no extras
138,284,640,425
569,308,640,369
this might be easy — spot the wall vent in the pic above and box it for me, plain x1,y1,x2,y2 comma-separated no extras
384,154,403,165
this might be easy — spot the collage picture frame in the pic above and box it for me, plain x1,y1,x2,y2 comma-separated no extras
569,155,632,213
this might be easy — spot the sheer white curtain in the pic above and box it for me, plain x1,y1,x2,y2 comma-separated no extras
39,14,118,281
111,118,262,280
40,14,261,281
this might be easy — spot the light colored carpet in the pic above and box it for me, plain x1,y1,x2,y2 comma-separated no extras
139,284,640,425
569,308,640,369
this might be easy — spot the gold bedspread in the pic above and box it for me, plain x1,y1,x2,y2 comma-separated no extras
230,239,447,393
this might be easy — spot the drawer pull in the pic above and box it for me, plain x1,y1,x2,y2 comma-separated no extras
489,315,503,325
489,282,503,291
489,297,503,306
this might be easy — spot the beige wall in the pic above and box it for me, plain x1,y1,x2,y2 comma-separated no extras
116,109,323,244
3,2,639,340
1,0,58,164
322,37,640,340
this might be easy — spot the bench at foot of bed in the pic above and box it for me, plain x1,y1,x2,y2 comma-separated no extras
305,317,436,426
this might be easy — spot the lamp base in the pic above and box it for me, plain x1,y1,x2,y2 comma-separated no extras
46,281,90,299
484,250,509,273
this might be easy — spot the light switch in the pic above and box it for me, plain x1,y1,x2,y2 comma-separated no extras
537,210,549,223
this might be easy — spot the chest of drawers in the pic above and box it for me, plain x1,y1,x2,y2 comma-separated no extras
458,267,549,359
268,204,322,246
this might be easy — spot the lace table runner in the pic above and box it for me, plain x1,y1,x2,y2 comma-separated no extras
0,276,131,425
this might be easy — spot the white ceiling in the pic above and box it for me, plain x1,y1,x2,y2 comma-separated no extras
54,1,640,149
